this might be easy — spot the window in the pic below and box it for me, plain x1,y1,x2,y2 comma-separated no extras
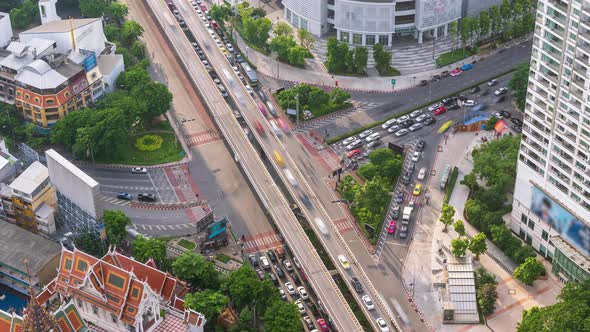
77,259,88,272
521,214,528,224
77,299,83,308
34,97,40,103
519,228,526,239
340,32,349,43
540,244,547,256
286,9,291,21
131,287,139,298
353,34,362,45
24,94,29,100
108,272,125,288
92,305,98,315
111,314,117,323
365,35,375,46
526,233,533,245
300,18,308,31
542,230,548,240
46,99,54,105
378,35,388,46
528,219,535,230
65,258,72,270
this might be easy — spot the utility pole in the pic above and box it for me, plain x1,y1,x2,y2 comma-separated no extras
295,94,300,127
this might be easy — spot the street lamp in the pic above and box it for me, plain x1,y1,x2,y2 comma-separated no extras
413,76,416,87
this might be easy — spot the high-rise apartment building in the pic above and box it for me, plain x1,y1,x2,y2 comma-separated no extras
511,0,590,283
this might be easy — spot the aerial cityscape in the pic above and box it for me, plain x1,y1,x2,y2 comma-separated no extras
0,0,587,331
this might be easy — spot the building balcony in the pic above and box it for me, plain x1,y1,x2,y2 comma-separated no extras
578,41,590,57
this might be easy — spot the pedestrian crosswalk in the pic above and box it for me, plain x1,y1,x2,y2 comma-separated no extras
332,218,354,233
187,131,222,147
242,231,283,254
101,196,131,206
293,101,383,132
318,146,342,172
136,223,194,231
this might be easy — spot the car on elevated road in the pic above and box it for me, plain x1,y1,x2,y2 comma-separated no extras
338,255,350,269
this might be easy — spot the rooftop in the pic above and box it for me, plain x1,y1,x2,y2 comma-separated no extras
0,220,61,275
9,161,48,195
20,18,101,35
97,54,123,75
35,202,54,219
15,59,68,90
552,236,590,272
45,149,99,188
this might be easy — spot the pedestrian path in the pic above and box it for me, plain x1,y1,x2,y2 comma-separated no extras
332,217,354,233
187,131,222,147
293,101,382,132
295,133,341,172
242,231,283,254
136,223,194,231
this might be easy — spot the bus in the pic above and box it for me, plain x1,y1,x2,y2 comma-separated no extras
273,150,285,167
240,62,258,86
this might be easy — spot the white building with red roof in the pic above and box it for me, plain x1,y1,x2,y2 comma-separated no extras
36,246,206,332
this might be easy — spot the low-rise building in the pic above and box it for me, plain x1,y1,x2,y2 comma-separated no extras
0,220,61,294
9,161,57,234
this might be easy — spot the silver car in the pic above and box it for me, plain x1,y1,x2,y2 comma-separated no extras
409,123,424,132
359,129,374,139
395,129,409,137
346,140,362,150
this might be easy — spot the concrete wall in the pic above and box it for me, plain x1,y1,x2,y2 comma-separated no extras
334,0,396,34
283,0,327,36
462,0,503,17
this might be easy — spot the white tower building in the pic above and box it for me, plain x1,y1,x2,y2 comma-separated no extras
39,0,60,25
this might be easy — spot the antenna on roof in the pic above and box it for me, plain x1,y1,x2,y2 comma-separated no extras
69,17,77,52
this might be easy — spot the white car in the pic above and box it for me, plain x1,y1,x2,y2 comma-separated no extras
278,287,286,300
346,140,362,151
362,295,375,310
428,103,442,111
207,28,215,36
359,129,373,139
295,300,305,314
409,109,423,118
376,318,390,332
232,65,239,72
131,167,147,174
297,286,309,300
226,44,234,52
396,115,410,124
215,40,223,48
387,125,401,133
487,79,498,86
411,151,421,162
245,84,254,95
284,169,299,187
285,282,296,295
338,255,350,269
366,132,381,142
283,259,293,271
463,99,477,107
395,129,409,137
381,118,398,129
415,114,429,122
342,136,357,146
494,87,508,96
417,167,427,180
409,123,423,132
315,217,329,236
196,9,202,15
260,256,270,270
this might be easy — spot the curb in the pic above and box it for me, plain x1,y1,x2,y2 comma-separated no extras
130,200,205,210
73,158,190,169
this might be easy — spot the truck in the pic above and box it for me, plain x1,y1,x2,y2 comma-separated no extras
402,205,413,225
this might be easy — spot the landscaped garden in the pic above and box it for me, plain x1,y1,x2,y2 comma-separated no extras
275,83,352,120
338,148,403,243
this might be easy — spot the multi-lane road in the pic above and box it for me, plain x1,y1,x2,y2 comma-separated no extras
145,0,377,329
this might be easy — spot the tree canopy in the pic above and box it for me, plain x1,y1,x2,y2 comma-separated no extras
263,300,302,332
222,265,279,313
184,290,228,322
103,210,131,246
172,252,220,290
509,64,530,111
451,238,469,257
513,257,546,285
469,232,488,259
471,134,521,190
440,203,455,232
9,0,38,29
79,0,111,18
131,235,167,268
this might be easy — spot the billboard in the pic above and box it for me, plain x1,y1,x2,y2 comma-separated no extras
531,187,590,257
416,0,462,30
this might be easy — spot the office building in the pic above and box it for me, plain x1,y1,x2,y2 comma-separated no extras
0,220,61,294
45,149,102,235
34,247,206,332
510,0,590,283
283,0,470,45
9,161,57,234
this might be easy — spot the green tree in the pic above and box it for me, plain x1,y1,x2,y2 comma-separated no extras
308,88,330,110
80,0,111,18
326,37,344,73
263,300,302,332
379,158,403,182
51,109,94,148
105,24,122,42
354,178,389,226
460,172,479,192
131,235,167,267
471,134,521,189
489,6,502,36
117,64,152,90
451,238,469,257
517,279,590,332
184,290,228,322
130,40,146,61
172,252,220,290
131,82,173,123
513,245,536,265
329,88,351,107
470,15,480,45
475,267,497,287
270,35,296,61
469,233,488,260
9,0,39,29
440,203,455,232
449,21,459,53
89,108,131,158
209,3,232,25
109,2,128,25
368,148,395,166
74,232,106,258
242,16,271,49
477,283,498,316
353,46,369,74
103,210,132,246
222,265,280,311
236,306,253,331
287,46,307,66
273,21,293,37
358,163,378,180
454,220,466,237
373,43,392,74
460,17,471,54
479,11,490,38
297,28,315,50
121,20,144,46
513,257,546,285
509,63,530,111
485,116,499,130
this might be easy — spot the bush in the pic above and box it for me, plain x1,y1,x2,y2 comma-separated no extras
135,134,163,151
475,267,498,316
444,166,459,203
513,257,546,285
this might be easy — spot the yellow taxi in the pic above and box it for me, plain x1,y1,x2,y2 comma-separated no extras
413,184,422,196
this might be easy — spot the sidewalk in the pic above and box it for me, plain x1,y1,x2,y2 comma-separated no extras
233,25,532,92
401,132,562,332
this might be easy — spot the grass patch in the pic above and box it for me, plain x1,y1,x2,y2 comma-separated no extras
215,253,236,264
326,66,522,145
177,238,196,251
323,61,367,77
444,166,459,204
436,48,475,67
95,131,184,166
303,228,336,270
334,276,372,331
378,66,401,77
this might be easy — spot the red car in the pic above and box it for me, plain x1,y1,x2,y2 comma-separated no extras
347,149,361,158
433,106,447,115
387,220,397,234
317,318,329,332
450,68,463,76
254,121,265,136
258,103,267,117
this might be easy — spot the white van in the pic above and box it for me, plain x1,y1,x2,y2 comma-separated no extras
270,120,282,137
417,167,427,180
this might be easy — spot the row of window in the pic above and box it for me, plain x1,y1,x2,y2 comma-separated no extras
340,32,389,46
